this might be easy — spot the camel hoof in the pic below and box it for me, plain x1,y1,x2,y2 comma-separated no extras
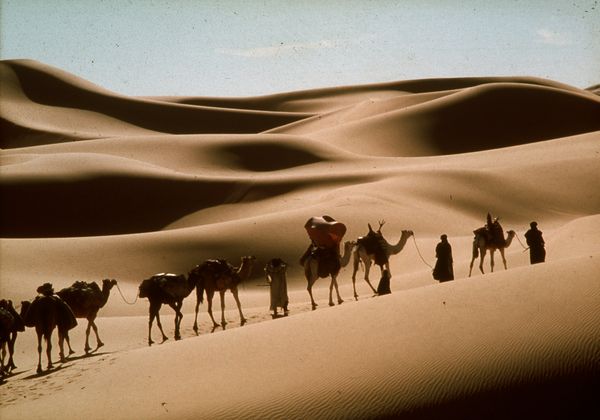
37,366,43,374
69,349,76,355
161,336,168,343
97,341,104,349
311,304,317,311
329,302,335,307
338,299,344,305
241,319,247,326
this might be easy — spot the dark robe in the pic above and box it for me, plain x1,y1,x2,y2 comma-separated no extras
433,240,454,282
525,227,546,264
376,270,391,295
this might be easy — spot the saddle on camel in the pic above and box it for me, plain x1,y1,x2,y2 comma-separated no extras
357,222,388,267
300,215,347,277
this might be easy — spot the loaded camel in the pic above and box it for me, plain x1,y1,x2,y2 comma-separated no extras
57,279,117,354
469,217,516,276
351,221,413,299
191,256,256,333
302,240,356,310
0,299,24,376
20,283,77,373
139,272,199,346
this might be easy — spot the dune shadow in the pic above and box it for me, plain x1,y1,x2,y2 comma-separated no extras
64,350,112,362
22,364,70,380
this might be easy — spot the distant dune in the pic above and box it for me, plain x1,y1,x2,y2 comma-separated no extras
1,60,599,419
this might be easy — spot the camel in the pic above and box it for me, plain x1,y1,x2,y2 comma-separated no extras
0,300,24,376
57,279,117,353
192,256,256,332
20,283,78,373
139,272,199,346
303,240,355,310
469,228,516,276
351,221,414,299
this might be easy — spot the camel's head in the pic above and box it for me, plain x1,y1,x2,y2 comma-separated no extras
20,300,31,317
506,230,516,237
344,240,357,249
102,279,118,289
240,256,257,271
402,230,414,237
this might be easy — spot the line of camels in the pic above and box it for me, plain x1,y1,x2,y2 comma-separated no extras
1,217,517,376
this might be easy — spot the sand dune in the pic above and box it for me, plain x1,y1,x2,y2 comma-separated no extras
1,60,599,419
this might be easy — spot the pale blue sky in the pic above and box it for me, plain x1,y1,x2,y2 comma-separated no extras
1,0,598,96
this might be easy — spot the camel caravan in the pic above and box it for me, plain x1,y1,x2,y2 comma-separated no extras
1,212,539,378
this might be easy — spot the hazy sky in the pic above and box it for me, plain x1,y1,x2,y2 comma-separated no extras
1,0,598,96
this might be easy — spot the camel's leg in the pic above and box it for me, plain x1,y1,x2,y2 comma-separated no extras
7,333,17,371
206,290,220,330
85,321,93,353
147,309,155,346
351,252,360,300
193,287,202,335
90,319,103,349
36,332,43,373
0,342,6,375
362,261,379,295
469,239,478,277
147,306,156,346
363,258,372,286
479,249,486,274
44,333,53,371
219,290,227,329
148,303,167,346
57,331,66,363
63,330,75,356
154,310,168,343
0,343,5,376
500,248,508,270
490,250,495,273
170,301,183,340
307,276,318,310
333,274,344,305
230,287,247,326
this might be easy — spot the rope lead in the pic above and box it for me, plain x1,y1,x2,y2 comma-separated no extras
411,235,434,269
115,282,139,305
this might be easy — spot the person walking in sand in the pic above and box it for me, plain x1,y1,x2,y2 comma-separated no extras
525,221,545,264
265,258,289,318
376,269,392,295
433,234,454,282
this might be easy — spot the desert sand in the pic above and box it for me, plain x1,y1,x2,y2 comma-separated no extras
1,59,599,419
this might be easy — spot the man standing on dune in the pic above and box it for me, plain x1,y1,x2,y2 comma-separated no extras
433,234,454,282
525,221,546,264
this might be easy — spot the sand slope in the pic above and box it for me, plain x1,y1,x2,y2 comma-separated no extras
1,60,599,418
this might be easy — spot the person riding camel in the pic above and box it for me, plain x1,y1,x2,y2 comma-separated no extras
485,213,506,248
